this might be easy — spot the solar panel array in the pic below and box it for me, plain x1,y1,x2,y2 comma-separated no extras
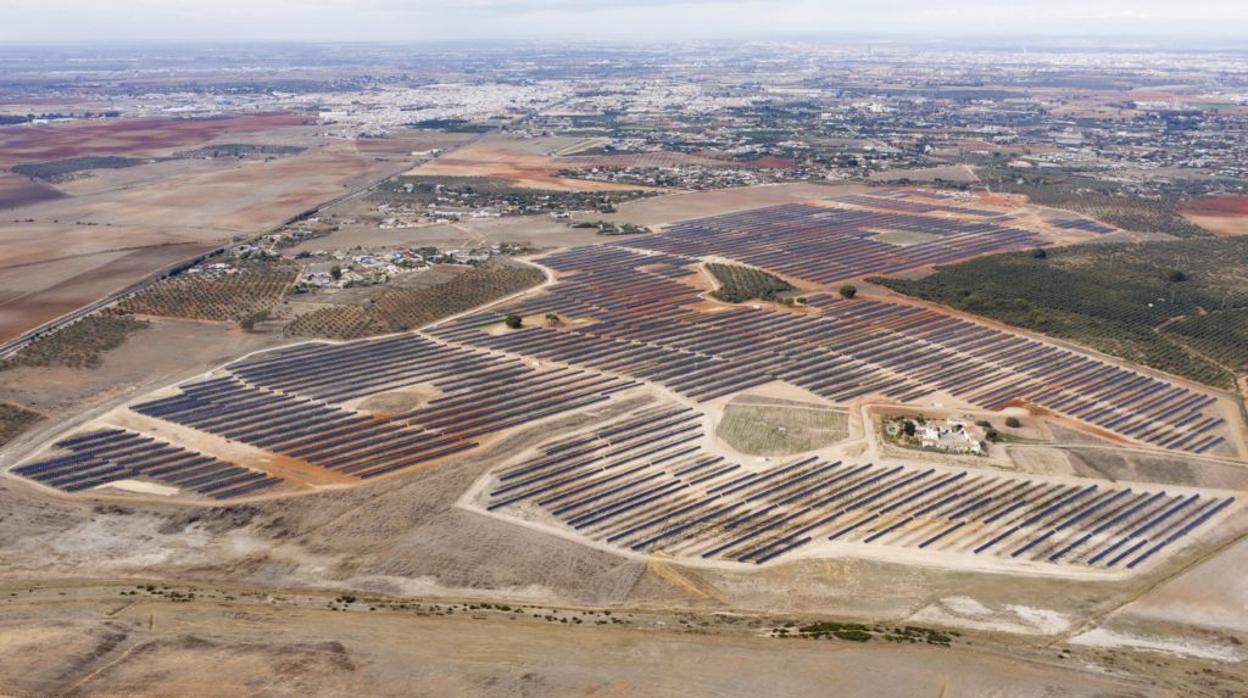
1053,218,1116,235
620,203,1041,285
14,428,280,499
125,336,638,481
432,247,1230,455
15,334,640,496
832,193,1001,218
486,407,1236,569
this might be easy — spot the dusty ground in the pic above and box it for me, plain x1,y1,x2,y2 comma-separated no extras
0,582,1180,698
868,164,980,183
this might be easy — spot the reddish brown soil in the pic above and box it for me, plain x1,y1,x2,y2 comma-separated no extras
0,113,308,167
0,243,215,341
0,172,65,210
1184,195,1248,216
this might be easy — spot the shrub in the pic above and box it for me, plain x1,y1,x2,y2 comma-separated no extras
1004,416,1021,428
839,284,857,299
504,314,523,329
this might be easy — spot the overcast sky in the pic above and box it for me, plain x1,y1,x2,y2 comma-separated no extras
2,0,1247,42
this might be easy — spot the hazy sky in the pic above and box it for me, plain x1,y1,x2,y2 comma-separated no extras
2,0,1247,42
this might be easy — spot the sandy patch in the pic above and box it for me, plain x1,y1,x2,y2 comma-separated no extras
1069,627,1243,662
908,596,1073,635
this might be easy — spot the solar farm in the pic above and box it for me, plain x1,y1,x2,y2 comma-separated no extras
8,194,1244,577
477,405,1235,571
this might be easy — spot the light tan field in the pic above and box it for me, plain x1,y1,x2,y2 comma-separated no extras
407,134,660,191
868,164,980,183
0,582,1178,698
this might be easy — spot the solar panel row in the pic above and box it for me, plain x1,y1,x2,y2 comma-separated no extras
619,203,1043,285
14,428,281,499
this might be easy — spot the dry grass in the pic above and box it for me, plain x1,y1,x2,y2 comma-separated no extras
716,398,848,456
0,401,43,447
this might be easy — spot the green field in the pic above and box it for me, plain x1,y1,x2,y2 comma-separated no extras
874,238,1248,389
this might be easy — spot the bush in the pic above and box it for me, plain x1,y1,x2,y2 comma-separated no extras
833,629,872,642
1004,416,1021,428
839,284,857,299
504,314,523,329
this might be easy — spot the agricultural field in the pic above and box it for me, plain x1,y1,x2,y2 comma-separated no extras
716,395,848,456
875,238,1248,389
706,262,795,303
120,260,299,323
0,402,42,447
1,314,148,371
286,262,545,339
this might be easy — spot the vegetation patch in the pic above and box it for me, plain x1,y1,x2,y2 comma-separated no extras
374,175,652,215
120,260,299,324
0,402,43,447
2,313,149,371
570,220,653,235
771,621,955,646
287,262,544,340
874,238,1248,389
12,155,144,182
172,143,306,159
706,262,794,303
975,169,1210,238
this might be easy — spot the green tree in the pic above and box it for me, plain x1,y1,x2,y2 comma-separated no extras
839,284,857,299
504,314,523,329
239,309,270,332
